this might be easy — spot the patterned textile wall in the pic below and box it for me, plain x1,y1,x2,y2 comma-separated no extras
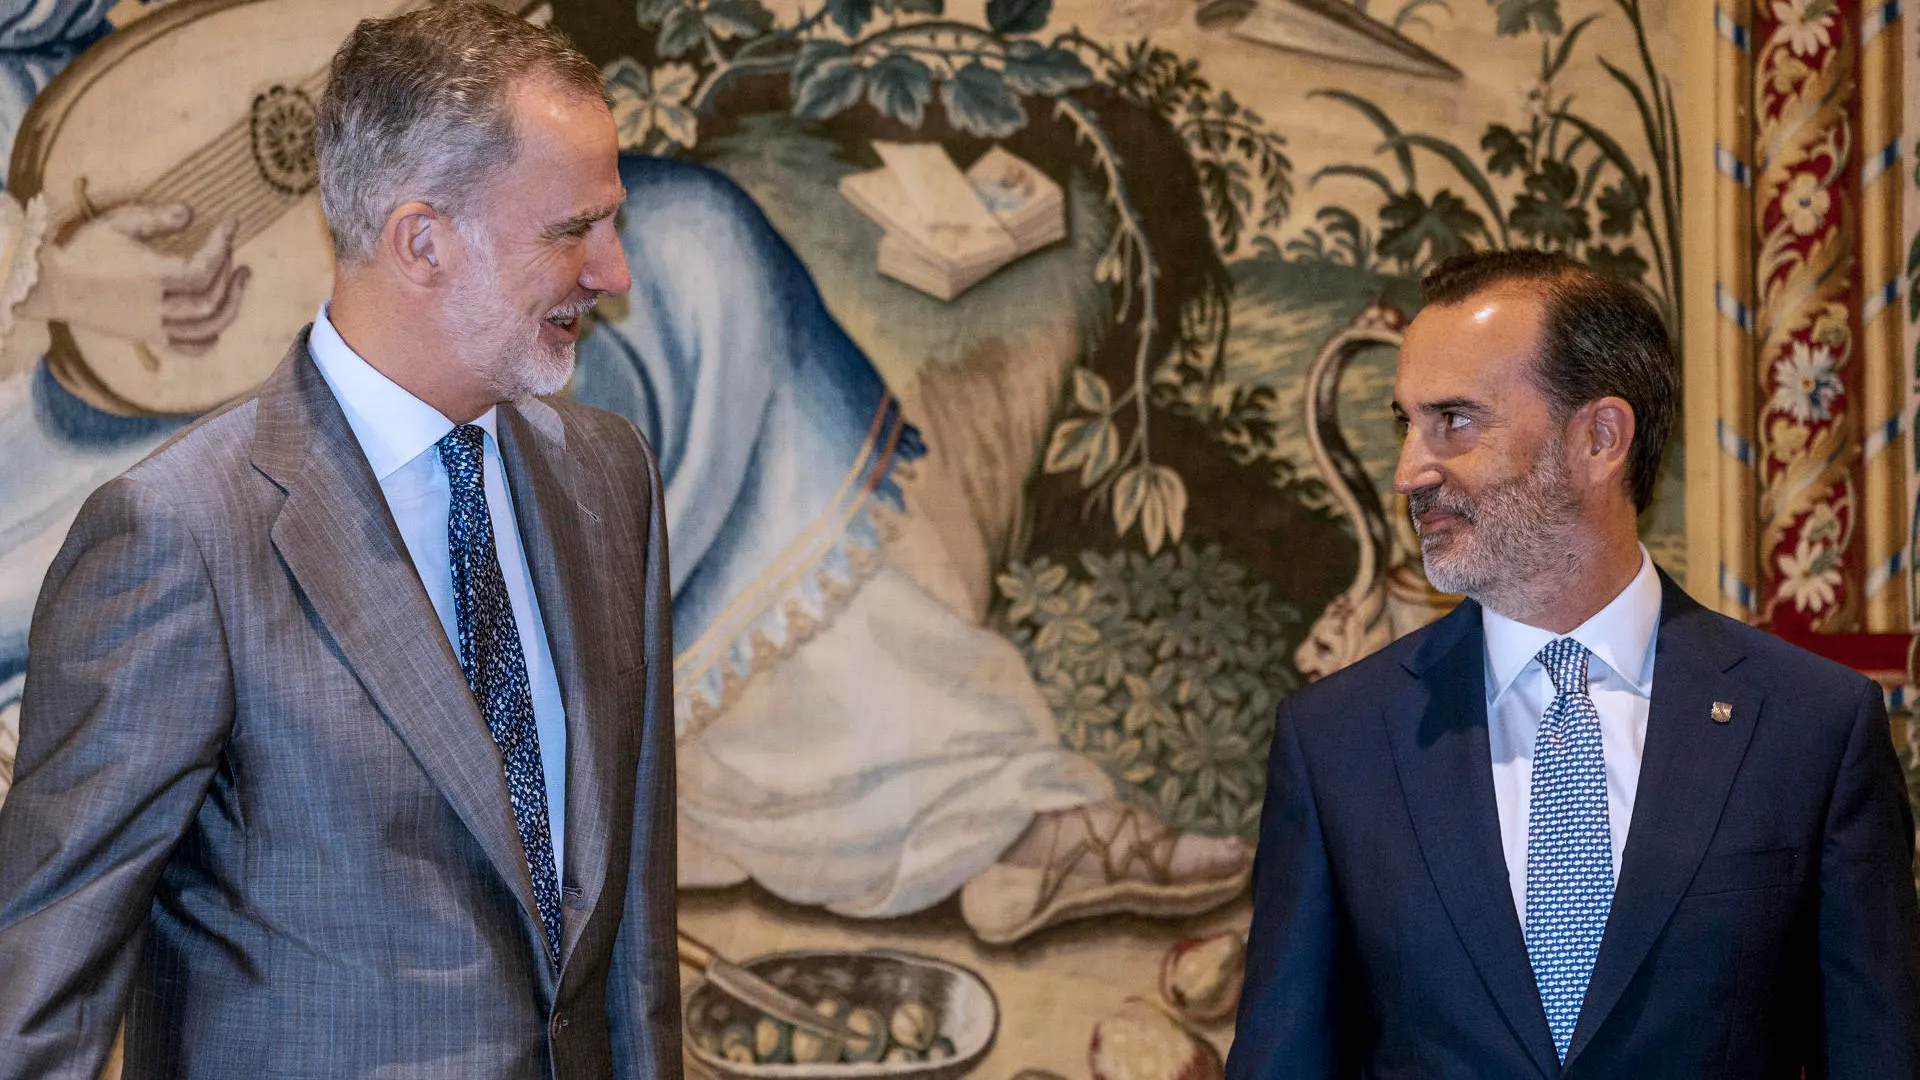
0,0,1697,1075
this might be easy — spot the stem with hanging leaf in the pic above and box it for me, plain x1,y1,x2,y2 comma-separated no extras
1057,94,1157,467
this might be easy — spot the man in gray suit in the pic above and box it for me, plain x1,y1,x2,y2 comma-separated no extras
0,4,680,1077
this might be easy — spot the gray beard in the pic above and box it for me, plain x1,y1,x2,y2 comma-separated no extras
1411,437,1584,620
443,246,578,403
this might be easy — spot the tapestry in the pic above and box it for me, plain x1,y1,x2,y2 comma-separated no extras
0,0,1691,1075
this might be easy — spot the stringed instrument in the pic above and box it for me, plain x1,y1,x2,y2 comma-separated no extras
8,0,548,416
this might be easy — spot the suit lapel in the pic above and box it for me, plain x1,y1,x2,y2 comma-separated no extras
497,400,626,974
251,337,556,990
1387,603,1561,1080
1565,575,1757,1066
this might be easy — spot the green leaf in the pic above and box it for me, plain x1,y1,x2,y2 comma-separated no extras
1308,89,1416,188
1481,123,1528,176
1073,368,1113,413
1391,0,1451,31
939,62,1026,138
877,0,943,10
1080,420,1119,485
1002,40,1094,95
602,56,650,97
1309,163,1399,201
792,39,852,94
1528,157,1578,202
1043,415,1118,484
656,6,705,58
1585,243,1649,283
1596,177,1644,238
704,0,773,39
1544,13,1598,80
1378,189,1485,268
1113,465,1150,536
1509,160,1589,245
637,0,682,23
792,56,867,120
985,0,1050,34
1160,775,1185,808
1143,466,1188,554
1491,0,1562,36
825,0,874,35
865,52,933,127
1388,131,1508,246
1197,157,1251,254
654,104,699,148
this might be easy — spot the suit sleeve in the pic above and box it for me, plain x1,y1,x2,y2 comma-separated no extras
0,476,234,1080
1816,677,1920,1076
607,426,684,1080
1224,697,1340,1080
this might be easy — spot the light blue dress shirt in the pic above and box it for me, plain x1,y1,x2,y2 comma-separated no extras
1482,545,1662,923
308,305,569,881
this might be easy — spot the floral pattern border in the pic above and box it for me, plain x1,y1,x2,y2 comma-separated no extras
1755,0,1864,632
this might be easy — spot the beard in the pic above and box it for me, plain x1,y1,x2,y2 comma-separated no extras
442,238,590,402
1409,434,1584,618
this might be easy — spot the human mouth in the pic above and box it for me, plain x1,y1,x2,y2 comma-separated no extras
543,298,598,338
1408,491,1471,537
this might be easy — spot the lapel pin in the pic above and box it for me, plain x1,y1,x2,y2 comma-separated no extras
1711,701,1732,724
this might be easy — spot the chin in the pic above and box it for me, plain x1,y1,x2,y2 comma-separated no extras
499,341,575,399
526,348,576,397
1419,549,1480,599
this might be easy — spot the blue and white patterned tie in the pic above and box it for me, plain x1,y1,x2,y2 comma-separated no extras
439,424,562,962
1525,637,1614,1062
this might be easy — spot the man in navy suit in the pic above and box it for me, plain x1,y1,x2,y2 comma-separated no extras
1226,249,1920,1078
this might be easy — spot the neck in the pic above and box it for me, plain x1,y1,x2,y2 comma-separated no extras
328,274,497,424
1487,515,1643,634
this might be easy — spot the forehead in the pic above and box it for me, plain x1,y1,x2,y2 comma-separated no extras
488,78,623,220
1396,290,1547,407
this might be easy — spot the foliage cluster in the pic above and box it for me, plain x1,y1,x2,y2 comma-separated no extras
997,545,1303,840
1293,0,1682,332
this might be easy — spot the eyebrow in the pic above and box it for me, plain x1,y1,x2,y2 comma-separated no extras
1403,396,1486,417
542,196,625,240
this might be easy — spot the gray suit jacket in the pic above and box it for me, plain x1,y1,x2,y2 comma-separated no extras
0,332,681,1080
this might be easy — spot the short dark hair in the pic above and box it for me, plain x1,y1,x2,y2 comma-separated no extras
315,0,607,263
1420,249,1677,512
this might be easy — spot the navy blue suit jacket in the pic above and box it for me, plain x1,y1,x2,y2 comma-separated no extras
1226,573,1920,1078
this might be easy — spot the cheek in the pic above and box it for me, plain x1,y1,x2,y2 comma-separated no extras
512,247,583,305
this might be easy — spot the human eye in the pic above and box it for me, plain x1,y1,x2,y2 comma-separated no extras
1443,411,1472,432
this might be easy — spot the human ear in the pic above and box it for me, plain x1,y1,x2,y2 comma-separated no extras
1578,396,1635,488
381,202,445,286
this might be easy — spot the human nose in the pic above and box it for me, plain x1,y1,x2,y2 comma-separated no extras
581,227,631,296
1393,427,1442,495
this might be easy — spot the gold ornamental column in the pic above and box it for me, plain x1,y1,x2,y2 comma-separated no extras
1710,0,1760,620
1859,0,1907,628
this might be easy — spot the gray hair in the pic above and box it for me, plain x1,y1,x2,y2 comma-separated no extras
314,0,607,263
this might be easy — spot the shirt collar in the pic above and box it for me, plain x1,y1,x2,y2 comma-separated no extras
307,302,497,481
1482,545,1661,705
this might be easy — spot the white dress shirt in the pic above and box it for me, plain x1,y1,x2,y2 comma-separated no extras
308,305,569,880
1483,546,1661,923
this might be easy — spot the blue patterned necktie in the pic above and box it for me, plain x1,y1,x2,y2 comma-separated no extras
438,424,562,962
1525,637,1614,1062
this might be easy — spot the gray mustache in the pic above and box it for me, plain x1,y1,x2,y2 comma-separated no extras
547,296,599,321
1408,489,1473,528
